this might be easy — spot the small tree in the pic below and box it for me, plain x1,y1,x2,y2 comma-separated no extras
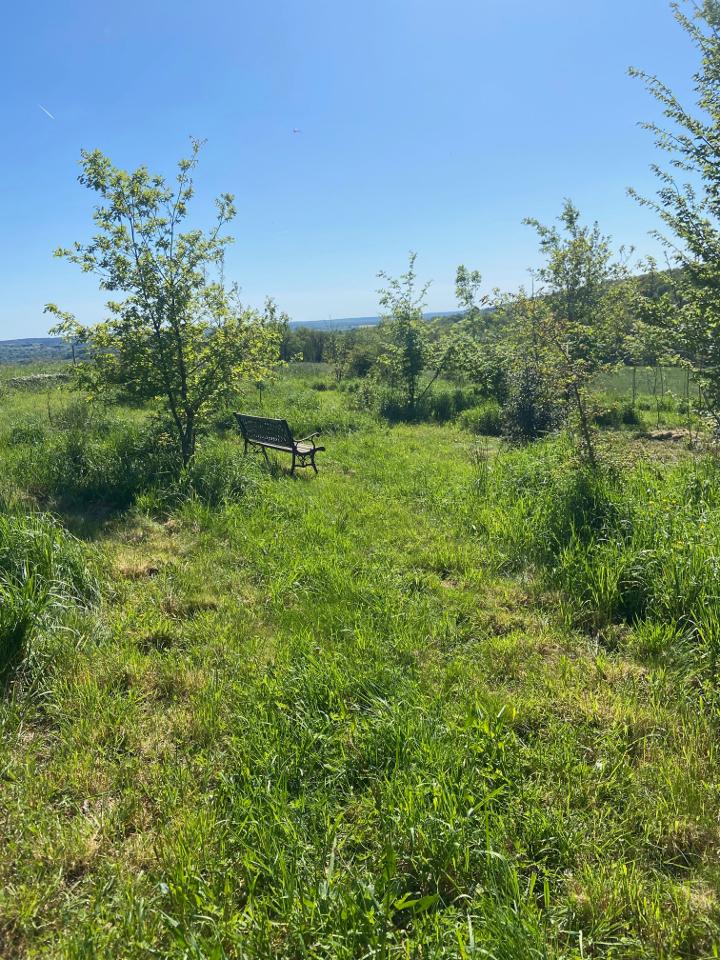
454,265,508,400
500,286,565,442
630,0,720,430
46,141,281,465
375,253,461,419
523,201,630,467
326,330,355,383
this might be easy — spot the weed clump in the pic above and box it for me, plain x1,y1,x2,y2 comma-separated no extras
0,503,98,680
459,401,503,436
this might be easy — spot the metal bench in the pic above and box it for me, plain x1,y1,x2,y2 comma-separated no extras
234,413,325,475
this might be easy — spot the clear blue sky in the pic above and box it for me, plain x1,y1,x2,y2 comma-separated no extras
0,0,697,337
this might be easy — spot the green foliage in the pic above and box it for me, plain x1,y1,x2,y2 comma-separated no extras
454,266,509,401
592,397,642,428
11,412,181,510
474,437,720,674
373,383,476,424
520,202,631,464
459,401,503,436
631,1,720,429
47,141,282,465
176,440,263,507
501,361,564,443
374,254,467,420
5,405,272,513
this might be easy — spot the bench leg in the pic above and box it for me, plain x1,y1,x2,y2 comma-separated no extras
290,452,296,475
262,447,270,465
311,454,318,474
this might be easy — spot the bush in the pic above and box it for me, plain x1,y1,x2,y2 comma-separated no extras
470,352,509,403
452,387,478,414
428,390,455,423
376,389,413,423
8,421,47,446
11,413,277,512
347,344,379,379
501,365,563,443
622,403,642,425
593,401,641,428
370,384,478,424
459,402,503,436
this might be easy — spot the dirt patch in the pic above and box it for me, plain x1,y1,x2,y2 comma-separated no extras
645,428,692,442
137,631,176,653
116,562,162,580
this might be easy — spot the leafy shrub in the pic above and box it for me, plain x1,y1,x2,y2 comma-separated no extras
425,387,478,423
347,343,380,378
376,388,412,423
370,383,478,424
471,351,509,403
460,402,503,436
656,393,678,412
428,390,455,423
452,387,478,413
501,365,563,443
622,404,642,425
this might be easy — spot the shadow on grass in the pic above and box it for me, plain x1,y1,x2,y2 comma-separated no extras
25,496,117,542
0,621,29,692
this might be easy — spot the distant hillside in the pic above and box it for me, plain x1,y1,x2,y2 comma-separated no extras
0,311,463,363
0,337,72,364
289,311,460,331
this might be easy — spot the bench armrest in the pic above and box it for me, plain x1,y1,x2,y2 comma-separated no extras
297,431,321,444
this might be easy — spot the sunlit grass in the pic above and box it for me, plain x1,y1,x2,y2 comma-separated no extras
0,365,718,956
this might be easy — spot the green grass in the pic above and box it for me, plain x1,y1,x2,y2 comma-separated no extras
596,366,698,401
0,366,719,957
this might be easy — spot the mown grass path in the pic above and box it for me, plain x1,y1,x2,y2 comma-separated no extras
1,425,718,958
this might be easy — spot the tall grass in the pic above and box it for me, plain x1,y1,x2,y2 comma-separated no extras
3,403,269,512
475,438,720,673
0,502,98,680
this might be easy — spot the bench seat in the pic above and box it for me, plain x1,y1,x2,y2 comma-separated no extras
235,413,324,474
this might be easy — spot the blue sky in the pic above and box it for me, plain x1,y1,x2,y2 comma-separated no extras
1,0,697,337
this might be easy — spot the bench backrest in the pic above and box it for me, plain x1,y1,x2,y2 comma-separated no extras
235,413,294,447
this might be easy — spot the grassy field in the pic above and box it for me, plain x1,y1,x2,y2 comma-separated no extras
597,366,697,400
0,367,719,957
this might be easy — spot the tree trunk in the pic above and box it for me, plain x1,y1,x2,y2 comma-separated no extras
180,413,195,467
573,384,597,470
